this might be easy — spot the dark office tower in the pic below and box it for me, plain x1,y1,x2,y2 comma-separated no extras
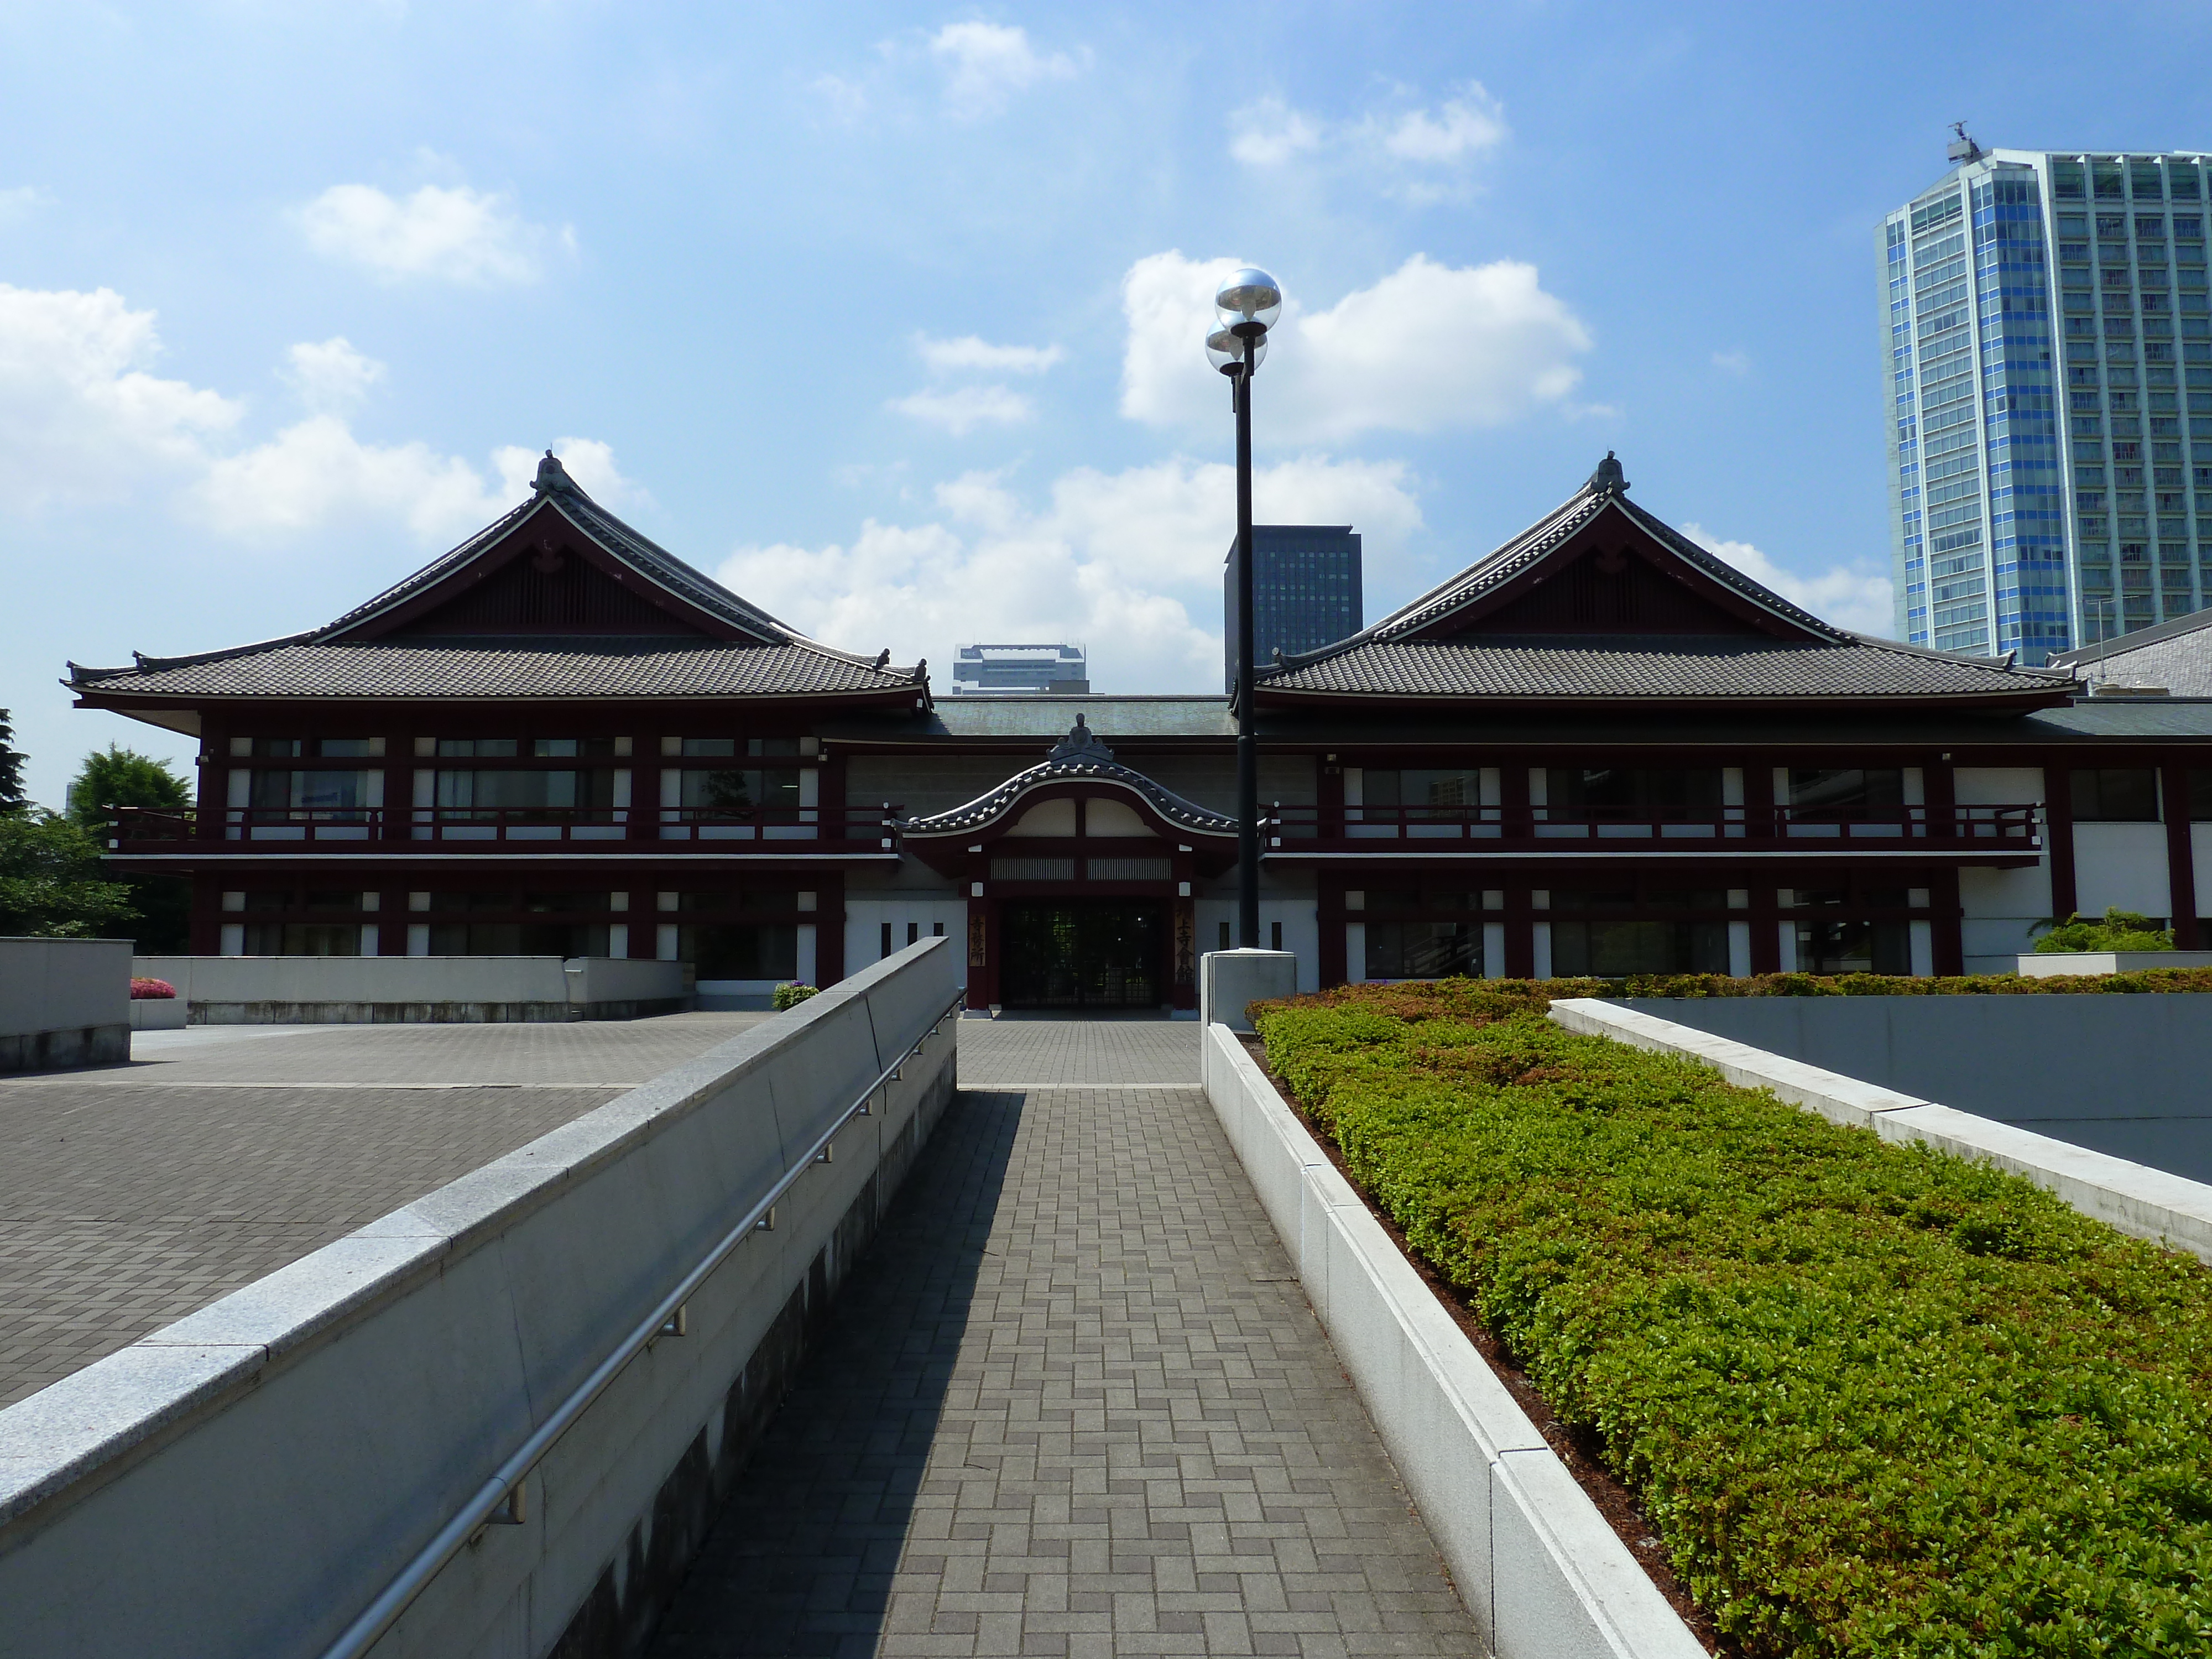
1224,524,1363,690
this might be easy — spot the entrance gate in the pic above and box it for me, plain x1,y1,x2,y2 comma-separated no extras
999,900,1166,1010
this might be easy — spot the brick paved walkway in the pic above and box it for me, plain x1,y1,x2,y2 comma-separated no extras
0,1014,768,1407
650,1021,1477,1658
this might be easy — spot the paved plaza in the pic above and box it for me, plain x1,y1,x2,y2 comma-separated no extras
652,1018,1479,1658
0,1013,768,1407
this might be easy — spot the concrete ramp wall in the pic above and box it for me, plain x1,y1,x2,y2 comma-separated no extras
0,937,961,1659
0,936,130,1069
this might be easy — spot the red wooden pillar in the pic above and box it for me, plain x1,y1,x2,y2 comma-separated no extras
1503,880,1535,979
1750,880,1782,974
815,870,847,986
1317,874,1348,987
2044,757,2078,921
2162,763,2199,946
189,878,223,954
1932,865,1965,975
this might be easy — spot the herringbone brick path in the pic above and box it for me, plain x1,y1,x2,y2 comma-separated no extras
650,1021,1477,1658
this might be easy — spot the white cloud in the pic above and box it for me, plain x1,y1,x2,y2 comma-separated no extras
717,455,1422,691
192,416,505,541
891,384,1035,435
283,337,385,412
1712,349,1751,375
1120,251,1591,442
1378,86,1508,161
916,333,1064,374
809,72,870,124
0,186,49,226
928,22,1079,119
1229,98,1322,166
0,283,242,511
297,182,560,285
1684,524,1896,639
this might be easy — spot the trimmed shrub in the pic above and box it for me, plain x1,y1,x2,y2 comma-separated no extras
2032,907,2177,954
770,981,819,1011
1255,978,2212,1657
1615,967,2212,997
128,976,175,999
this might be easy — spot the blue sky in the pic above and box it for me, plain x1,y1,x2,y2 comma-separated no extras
3,1,2206,806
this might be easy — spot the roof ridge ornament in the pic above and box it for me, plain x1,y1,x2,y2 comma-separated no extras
1587,451,1627,497
1047,713,1115,764
532,450,577,497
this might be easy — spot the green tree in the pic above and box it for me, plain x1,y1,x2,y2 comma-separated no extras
0,709,25,813
2031,907,2176,953
0,811,137,938
66,744,191,830
62,746,194,952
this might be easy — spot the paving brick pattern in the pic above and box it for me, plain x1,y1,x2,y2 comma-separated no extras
952,1017,1203,1091
0,1014,769,1408
650,1022,1477,1658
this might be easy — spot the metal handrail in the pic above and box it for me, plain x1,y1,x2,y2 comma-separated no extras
318,987,965,1659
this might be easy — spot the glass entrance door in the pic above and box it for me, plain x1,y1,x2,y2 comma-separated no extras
999,900,1166,1009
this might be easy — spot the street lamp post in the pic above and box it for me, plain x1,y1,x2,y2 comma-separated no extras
1206,268,1282,950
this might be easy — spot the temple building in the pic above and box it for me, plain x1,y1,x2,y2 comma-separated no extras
70,451,2212,1011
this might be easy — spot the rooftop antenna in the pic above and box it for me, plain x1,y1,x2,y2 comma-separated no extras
1947,122,1984,164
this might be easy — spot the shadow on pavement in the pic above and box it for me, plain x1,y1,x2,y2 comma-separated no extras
646,1089,1026,1659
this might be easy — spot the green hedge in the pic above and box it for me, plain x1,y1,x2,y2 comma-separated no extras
1254,979,2212,1657
1616,968,2212,998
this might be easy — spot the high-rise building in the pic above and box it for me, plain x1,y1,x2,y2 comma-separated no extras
1224,524,1363,690
1881,135,2212,660
949,643,1089,695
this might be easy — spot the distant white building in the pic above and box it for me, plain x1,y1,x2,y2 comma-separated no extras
949,643,1089,695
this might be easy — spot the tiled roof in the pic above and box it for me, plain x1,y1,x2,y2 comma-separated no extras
899,719,1235,837
1259,457,2075,707
2050,608,2212,697
66,639,922,700
69,455,923,702
1258,634,2071,702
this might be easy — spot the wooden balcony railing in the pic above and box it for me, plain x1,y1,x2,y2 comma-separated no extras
107,806,902,853
1262,802,2043,853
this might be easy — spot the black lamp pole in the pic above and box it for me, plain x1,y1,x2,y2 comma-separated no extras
1233,352,1259,949
1206,268,1281,955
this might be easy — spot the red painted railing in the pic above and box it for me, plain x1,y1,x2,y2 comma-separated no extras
107,806,902,852
1264,802,2042,852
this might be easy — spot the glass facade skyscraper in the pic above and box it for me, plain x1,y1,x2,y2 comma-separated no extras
1882,146,2212,660
1224,524,1363,690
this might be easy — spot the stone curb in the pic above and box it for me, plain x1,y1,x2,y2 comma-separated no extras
1548,998,2212,1266
1200,1024,1706,1659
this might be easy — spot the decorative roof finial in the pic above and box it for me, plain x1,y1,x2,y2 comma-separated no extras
532,450,573,495
1047,712,1115,764
1587,451,1627,497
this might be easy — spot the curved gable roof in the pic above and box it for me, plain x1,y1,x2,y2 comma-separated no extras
1256,455,2076,710
68,453,927,703
898,718,1237,839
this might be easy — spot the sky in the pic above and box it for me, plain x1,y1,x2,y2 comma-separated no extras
3,1,2208,808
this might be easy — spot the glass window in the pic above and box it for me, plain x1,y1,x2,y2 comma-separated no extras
249,770,372,813
243,922,361,957
680,924,798,980
677,768,801,813
1790,768,1906,814
1796,919,1911,975
1550,916,1728,977
317,738,374,758
680,737,736,757
2188,772,2212,822
1365,921,1481,980
428,921,610,956
2070,768,2160,821
437,769,612,812
250,737,303,758
436,738,519,757
1362,769,1484,809
1546,769,1724,813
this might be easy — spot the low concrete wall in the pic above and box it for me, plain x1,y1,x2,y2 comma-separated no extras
0,937,962,1659
2018,950,2212,975
1201,1025,1704,1659
0,936,131,1070
1553,999,2212,1267
128,996,188,1030
133,955,689,1024
1199,948,1299,1032
1614,993,2212,1185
